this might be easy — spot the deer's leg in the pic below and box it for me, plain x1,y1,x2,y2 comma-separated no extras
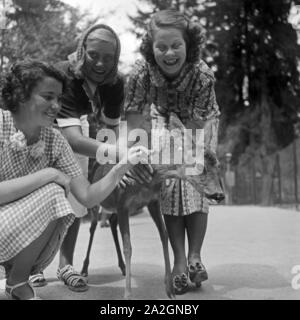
81,206,99,277
148,200,175,299
117,207,132,299
109,214,126,276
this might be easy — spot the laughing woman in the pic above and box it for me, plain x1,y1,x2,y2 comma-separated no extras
0,60,149,300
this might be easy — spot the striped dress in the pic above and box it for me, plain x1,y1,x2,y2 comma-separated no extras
125,59,220,216
0,109,82,273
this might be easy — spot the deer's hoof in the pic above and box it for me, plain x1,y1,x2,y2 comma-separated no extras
119,265,126,276
124,293,132,300
81,271,88,278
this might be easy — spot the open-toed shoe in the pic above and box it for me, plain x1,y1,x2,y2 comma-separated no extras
29,272,47,287
5,281,42,300
188,261,208,287
172,272,189,295
57,264,88,292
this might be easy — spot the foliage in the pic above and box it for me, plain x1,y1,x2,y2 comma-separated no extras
0,0,98,70
129,0,300,164
203,0,300,162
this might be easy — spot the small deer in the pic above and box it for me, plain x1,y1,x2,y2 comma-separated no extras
81,109,224,299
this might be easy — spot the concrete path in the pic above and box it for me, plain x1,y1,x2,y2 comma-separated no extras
1,205,300,300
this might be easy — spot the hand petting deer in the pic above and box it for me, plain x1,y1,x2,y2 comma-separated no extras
82,105,224,299
82,9,224,299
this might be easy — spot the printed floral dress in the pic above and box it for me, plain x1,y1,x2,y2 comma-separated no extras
125,59,220,216
0,109,82,272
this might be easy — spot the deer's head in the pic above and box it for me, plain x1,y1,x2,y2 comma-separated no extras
149,105,224,203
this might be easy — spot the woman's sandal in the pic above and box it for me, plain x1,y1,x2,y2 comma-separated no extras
57,265,88,292
172,272,189,295
5,281,42,300
29,272,47,287
188,261,208,287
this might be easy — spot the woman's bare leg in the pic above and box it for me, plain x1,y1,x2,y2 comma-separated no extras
185,212,208,264
59,218,80,268
163,215,187,275
6,220,58,299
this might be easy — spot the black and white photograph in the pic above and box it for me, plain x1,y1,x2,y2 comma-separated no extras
0,0,300,306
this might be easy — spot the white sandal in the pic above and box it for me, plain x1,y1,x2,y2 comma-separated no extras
29,272,47,287
5,280,42,300
57,265,88,292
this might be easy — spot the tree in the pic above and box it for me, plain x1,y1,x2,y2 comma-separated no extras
203,0,300,204
130,0,300,204
129,0,202,39
0,0,97,71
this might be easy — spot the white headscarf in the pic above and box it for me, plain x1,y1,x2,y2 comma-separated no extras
68,24,121,85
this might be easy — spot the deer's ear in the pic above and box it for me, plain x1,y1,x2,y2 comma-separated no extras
186,119,205,130
150,104,167,121
169,112,185,130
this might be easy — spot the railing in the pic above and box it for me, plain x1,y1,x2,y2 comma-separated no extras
221,138,300,210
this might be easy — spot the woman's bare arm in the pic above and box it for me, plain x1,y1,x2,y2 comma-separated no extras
0,168,59,205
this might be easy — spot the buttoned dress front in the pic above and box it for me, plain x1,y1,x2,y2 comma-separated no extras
0,109,82,273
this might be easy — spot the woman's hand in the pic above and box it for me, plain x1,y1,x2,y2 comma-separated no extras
121,145,151,167
52,169,72,197
119,164,154,188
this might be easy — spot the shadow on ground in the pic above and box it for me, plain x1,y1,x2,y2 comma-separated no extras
0,263,290,300
15,262,290,300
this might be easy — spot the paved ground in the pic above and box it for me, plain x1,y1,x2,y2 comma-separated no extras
1,205,300,300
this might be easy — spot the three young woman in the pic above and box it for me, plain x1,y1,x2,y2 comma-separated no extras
0,8,221,299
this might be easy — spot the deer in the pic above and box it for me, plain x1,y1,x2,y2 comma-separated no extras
81,105,224,299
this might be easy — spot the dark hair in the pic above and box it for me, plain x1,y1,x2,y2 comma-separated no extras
1,60,67,113
140,9,205,65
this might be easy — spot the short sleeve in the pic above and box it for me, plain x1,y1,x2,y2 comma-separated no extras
0,109,3,147
192,62,221,122
55,61,89,120
52,130,82,178
101,74,125,126
124,60,149,115
204,118,219,153
57,81,88,120
0,109,13,150
190,62,221,153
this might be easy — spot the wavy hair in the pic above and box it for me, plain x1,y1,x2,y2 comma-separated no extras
1,60,67,113
140,9,205,66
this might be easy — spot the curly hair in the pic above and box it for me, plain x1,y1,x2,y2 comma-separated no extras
140,9,205,66
1,60,67,113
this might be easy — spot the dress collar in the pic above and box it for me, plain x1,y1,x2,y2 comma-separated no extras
148,62,195,91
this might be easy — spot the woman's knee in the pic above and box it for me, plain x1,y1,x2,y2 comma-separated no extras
45,182,66,196
185,211,208,220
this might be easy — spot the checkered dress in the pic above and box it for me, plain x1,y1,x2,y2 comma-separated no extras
0,109,82,272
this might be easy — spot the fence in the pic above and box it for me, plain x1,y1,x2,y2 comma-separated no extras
222,138,300,209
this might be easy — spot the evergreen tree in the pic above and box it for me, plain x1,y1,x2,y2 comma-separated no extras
203,0,300,204
129,0,202,39
0,0,97,70
130,0,300,204
203,0,300,150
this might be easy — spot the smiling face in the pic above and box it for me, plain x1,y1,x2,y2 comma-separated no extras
82,38,116,84
152,27,187,79
22,76,63,127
